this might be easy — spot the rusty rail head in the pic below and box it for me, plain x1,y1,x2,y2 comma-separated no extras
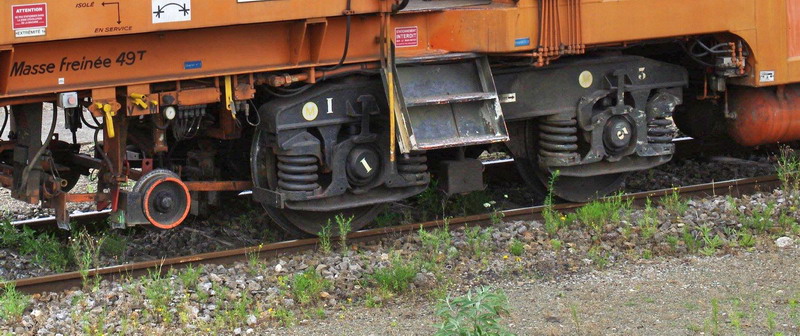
4,174,781,294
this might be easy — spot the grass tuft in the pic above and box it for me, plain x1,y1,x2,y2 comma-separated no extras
371,258,418,294
291,269,331,305
0,282,29,322
435,286,512,336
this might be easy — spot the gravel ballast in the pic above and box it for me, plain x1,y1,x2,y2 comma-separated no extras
1,184,799,335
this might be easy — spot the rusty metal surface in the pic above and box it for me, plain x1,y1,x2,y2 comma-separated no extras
4,174,780,294
183,181,253,192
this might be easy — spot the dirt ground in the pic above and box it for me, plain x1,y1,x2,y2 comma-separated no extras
277,247,800,336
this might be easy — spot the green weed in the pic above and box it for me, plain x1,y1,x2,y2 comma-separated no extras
69,228,106,290
640,198,660,240
543,170,564,236
699,225,724,256
737,231,756,248
777,146,800,192
271,307,295,326
587,246,609,268
318,220,332,254
0,282,29,322
464,226,493,258
682,227,700,253
142,266,173,322
215,294,253,328
419,221,453,261
508,239,524,257
371,258,418,294
247,250,264,276
336,214,353,252
661,188,689,216
80,307,107,336
707,298,720,336
570,304,582,333
178,265,202,289
416,180,445,220
435,287,513,336
550,239,563,251
100,233,127,258
575,193,631,236
291,269,331,305
766,310,777,333
0,222,70,272
374,209,402,228
666,235,680,250
448,191,493,218
778,213,796,232
741,202,776,233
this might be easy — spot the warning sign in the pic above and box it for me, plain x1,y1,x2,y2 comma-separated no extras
12,3,47,30
395,26,418,48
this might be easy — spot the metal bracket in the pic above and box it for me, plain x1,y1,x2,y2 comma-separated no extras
253,187,285,208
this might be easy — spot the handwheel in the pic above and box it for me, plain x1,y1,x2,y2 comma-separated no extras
251,128,381,237
514,121,628,203
133,169,191,230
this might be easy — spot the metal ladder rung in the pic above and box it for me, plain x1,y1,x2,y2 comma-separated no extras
405,92,497,107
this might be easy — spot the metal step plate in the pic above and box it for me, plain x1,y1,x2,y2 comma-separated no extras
389,54,509,152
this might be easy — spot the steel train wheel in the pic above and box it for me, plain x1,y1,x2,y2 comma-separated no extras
514,121,628,203
133,169,191,230
251,129,381,237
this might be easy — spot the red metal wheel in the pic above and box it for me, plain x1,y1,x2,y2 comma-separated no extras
137,170,191,230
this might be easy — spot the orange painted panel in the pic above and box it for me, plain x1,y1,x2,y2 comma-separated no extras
788,0,800,57
1,0,383,46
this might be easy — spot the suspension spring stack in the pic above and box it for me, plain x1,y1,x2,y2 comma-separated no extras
539,114,579,160
397,152,429,184
647,118,674,144
276,154,320,193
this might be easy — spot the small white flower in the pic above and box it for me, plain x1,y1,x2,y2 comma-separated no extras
483,203,491,208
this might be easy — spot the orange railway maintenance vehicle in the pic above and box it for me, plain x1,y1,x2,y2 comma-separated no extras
0,0,797,235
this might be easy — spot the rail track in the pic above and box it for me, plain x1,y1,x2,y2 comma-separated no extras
3,173,780,294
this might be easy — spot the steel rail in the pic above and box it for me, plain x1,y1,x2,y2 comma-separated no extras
4,174,780,294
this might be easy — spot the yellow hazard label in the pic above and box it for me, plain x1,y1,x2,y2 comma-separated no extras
302,102,319,121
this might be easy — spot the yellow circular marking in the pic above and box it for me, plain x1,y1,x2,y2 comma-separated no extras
578,70,594,89
302,102,319,121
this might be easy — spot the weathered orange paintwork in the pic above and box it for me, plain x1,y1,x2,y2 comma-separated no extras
728,85,800,146
0,0,799,103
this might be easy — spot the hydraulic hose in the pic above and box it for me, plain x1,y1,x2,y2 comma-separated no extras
80,107,103,130
19,104,58,193
393,0,410,12
319,0,353,72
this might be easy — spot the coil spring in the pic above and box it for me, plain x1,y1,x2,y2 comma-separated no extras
539,115,579,159
647,118,674,144
397,153,428,181
277,154,320,192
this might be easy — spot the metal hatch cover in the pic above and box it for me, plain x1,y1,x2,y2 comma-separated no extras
400,0,492,13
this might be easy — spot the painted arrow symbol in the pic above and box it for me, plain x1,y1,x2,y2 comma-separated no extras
153,3,190,18
101,2,122,24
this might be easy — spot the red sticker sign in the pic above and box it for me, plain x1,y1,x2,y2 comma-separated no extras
395,26,418,48
12,3,48,30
